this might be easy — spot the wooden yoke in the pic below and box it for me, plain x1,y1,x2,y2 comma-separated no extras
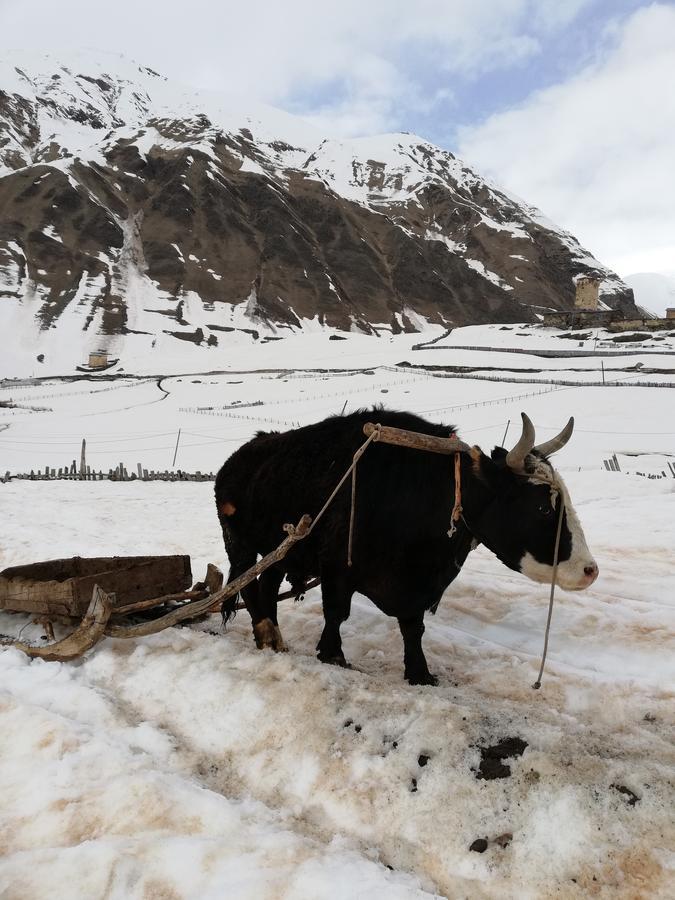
363,422,471,454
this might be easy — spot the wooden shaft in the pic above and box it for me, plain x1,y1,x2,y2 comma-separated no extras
363,422,470,454
111,589,208,616
232,575,321,611
105,514,313,639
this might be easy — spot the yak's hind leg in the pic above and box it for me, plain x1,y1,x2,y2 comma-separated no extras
225,563,286,652
220,526,285,651
398,613,437,686
317,565,353,667
253,567,287,652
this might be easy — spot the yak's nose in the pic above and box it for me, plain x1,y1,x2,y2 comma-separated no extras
583,562,599,582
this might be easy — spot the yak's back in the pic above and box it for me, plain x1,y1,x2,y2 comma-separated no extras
215,408,457,533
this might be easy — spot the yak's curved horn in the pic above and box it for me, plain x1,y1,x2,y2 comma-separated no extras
534,416,575,458
505,412,536,470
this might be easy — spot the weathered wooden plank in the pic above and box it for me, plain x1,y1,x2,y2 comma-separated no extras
0,555,192,617
71,556,191,614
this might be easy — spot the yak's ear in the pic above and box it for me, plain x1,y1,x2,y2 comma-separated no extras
477,446,516,489
490,446,508,464
469,445,493,484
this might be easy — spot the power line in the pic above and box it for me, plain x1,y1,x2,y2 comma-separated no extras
0,431,178,445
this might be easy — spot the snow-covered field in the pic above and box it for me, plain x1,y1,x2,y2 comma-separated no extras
1,327,674,899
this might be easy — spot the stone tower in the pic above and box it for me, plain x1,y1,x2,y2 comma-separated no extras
575,275,600,310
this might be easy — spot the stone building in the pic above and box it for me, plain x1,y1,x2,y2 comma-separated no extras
575,275,601,310
88,351,109,369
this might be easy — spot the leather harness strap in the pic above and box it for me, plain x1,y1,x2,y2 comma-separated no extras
448,452,463,537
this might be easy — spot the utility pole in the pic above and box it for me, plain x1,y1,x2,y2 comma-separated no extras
601,361,605,385
80,439,86,478
172,429,182,467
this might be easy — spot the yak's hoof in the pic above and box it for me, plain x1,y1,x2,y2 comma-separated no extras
272,624,288,652
406,670,438,686
317,651,351,669
253,618,287,652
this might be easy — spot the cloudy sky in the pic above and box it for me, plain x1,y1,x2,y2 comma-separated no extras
1,0,673,279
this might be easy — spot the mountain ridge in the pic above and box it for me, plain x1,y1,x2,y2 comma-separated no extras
0,50,637,373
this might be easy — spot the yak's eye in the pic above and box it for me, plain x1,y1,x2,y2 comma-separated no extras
538,504,552,516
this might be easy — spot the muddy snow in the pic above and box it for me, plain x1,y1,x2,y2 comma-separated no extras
1,327,674,898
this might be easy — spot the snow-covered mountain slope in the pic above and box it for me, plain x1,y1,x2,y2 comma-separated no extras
0,50,637,373
624,272,675,317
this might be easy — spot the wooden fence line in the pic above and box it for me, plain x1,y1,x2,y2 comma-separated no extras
1,465,214,484
388,364,675,389
410,344,675,358
603,457,675,479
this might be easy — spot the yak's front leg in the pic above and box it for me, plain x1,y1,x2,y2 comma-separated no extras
398,613,437,685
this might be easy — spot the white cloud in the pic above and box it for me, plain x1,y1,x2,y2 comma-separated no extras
0,0,592,136
458,3,675,277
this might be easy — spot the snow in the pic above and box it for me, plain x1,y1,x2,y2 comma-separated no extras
464,258,514,291
42,224,62,243
1,326,674,898
239,156,268,176
423,229,464,253
0,49,324,171
478,213,531,241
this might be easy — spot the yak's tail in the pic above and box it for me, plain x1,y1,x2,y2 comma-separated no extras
221,591,238,626
216,503,246,628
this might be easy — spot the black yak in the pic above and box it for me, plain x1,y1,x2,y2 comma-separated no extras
215,409,597,684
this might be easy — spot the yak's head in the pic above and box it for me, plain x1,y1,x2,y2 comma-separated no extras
468,413,598,591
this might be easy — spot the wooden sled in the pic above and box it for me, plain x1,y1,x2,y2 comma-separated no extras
0,515,313,661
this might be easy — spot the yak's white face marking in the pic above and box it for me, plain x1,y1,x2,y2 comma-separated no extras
518,457,599,591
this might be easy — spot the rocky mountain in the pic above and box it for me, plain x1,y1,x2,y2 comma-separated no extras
0,51,637,370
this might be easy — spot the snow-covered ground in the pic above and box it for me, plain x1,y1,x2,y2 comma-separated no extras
1,327,674,898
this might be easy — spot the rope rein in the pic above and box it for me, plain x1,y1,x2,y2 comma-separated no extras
347,424,381,565
532,490,565,689
298,425,382,561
